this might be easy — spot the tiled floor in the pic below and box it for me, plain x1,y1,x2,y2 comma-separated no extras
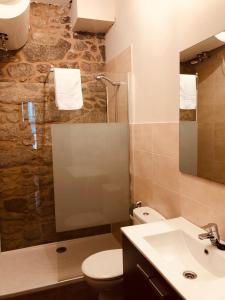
0,233,121,298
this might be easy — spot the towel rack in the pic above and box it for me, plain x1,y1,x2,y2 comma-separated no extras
44,66,54,84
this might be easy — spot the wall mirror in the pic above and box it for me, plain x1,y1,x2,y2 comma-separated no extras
180,31,225,185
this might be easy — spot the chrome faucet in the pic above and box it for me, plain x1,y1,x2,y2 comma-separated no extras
198,223,220,246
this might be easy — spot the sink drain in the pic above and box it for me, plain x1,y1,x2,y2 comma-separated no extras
183,271,197,280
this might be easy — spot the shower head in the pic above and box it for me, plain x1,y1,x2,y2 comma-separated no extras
96,74,121,86
189,52,209,65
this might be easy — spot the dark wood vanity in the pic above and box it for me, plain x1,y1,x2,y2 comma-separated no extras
122,235,183,300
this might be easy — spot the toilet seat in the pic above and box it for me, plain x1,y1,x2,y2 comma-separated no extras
82,249,123,280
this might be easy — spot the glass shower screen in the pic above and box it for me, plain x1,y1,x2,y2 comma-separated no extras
52,123,130,233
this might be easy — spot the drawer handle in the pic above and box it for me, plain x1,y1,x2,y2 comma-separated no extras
136,263,150,279
136,264,167,299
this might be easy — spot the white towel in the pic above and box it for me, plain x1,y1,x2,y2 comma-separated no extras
180,74,197,109
54,68,83,110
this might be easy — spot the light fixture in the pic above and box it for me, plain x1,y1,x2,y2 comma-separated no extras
215,31,225,42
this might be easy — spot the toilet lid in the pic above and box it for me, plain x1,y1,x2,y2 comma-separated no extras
82,249,123,280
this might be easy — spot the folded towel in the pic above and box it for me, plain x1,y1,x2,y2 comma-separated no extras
180,74,197,110
54,68,83,110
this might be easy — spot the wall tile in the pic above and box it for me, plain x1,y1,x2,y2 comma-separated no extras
132,123,152,153
105,47,132,73
133,176,153,205
181,195,217,228
152,154,180,193
196,45,225,182
129,125,135,176
131,122,225,241
215,122,225,162
180,173,225,213
152,184,181,219
107,73,129,123
198,123,214,162
152,123,179,158
181,195,225,240
133,150,153,179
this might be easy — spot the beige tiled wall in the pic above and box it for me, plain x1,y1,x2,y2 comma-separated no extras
106,72,129,123
195,45,225,184
105,47,132,123
105,47,132,242
131,122,225,239
105,47,132,73
106,46,225,241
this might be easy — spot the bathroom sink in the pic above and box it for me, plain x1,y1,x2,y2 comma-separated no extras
144,230,225,278
122,217,225,299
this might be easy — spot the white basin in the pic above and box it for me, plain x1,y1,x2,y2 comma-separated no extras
122,217,225,300
144,230,225,278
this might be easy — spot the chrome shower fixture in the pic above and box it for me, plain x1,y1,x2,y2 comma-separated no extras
0,33,8,52
96,74,121,86
190,52,209,65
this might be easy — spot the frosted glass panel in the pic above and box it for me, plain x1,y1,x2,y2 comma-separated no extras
52,123,130,232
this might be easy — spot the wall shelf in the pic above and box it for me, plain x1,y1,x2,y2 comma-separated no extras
71,0,115,33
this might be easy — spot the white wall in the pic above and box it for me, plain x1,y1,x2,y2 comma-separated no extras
71,0,115,33
106,0,225,123
76,0,115,21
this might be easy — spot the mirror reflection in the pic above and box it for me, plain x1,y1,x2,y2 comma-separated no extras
180,31,225,184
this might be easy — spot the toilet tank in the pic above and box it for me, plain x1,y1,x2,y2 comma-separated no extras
133,207,165,225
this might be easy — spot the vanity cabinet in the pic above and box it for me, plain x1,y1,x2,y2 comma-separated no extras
122,235,183,300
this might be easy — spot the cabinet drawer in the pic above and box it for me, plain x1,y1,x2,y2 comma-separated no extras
123,235,183,300
136,263,171,299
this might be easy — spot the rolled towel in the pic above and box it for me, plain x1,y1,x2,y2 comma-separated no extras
54,68,83,110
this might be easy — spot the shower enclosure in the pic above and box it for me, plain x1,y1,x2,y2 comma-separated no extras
0,3,130,295
0,71,130,253
52,72,130,237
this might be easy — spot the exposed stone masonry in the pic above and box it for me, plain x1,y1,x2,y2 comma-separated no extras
0,3,107,251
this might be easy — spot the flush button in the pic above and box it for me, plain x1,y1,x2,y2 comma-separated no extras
143,212,150,216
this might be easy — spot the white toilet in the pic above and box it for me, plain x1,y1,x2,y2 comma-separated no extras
81,207,165,300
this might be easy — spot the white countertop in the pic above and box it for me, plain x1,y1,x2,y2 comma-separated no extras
122,217,225,300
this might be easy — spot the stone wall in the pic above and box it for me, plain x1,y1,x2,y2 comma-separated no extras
0,3,107,251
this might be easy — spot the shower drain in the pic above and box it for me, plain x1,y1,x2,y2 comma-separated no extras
56,246,67,254
183,271,197,280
